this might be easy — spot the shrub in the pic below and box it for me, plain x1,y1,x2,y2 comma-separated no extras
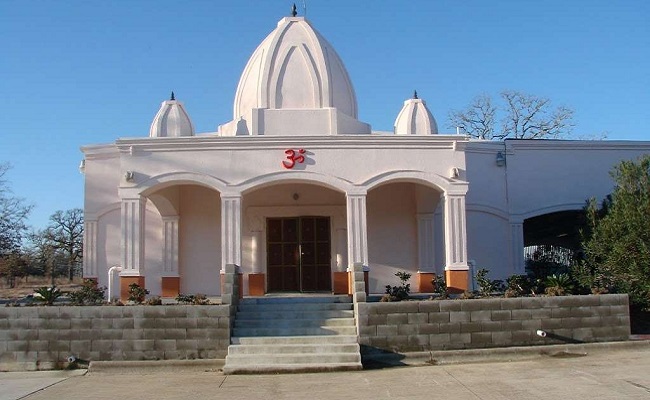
146,296,162,305
69,279,106,305
475,268,504,297
175,293,210,305
384,271,411,301
431,273,448,299
33,285,63,306
127,283,149,304
544,273,574,296
504,274,533,297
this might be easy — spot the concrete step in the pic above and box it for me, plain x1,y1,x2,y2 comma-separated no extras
239,296,351,305
232,326,357,337
222,362,362,375
228,343,360,355
235,310,354,320
225,352,362,366
234,317,355,328
231,335,358,345
237,303,353,312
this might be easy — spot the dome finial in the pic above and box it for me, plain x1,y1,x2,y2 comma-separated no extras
291,3,297,16
413,90,418,99
170,91,175,101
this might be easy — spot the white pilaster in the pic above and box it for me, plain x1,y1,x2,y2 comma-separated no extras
509,221,525,274
417,213,435,272
121,197,146,276
336,228,348,272
162,216,179,275
221,194,242,271
251,230,263,274
346,193,368,269
83,219,98,277
444,193,468,270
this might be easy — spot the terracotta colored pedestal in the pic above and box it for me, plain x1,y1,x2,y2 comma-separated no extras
417,272,435,293
248,273,266,296
445,270,469,294
161,276,180,298
120,276,145,301
332,272,348,295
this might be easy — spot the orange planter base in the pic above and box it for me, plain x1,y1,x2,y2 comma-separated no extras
120,276,145,301
445,270,469,294
417,272,435,293
248,273,266,296
161,277,180,298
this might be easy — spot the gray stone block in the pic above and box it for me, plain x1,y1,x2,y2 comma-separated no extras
470,310,491,321
449,311,470,323
28,340,50,352
521,297,544,309
460,300,486,311
480,321,502,332
459,322,482,333
501,298,522,309
70,340,91,355
101,329,124,340
91,340,114,352
540,318,562,330
418,323,440,334
368,314,387,325
176,339,199,350
470,332,492,344
91,319,113,329
101,308,124,318
122,329,144,340
398,324,418,336
396,302,419,313
449,333,472,344
196,318,220,329
551,307,572,318
175,318,198,329
511,330,533,344
521,319,542,330
408,313,428,324
530,308,552,319
572,328,595,341
154,340,177,351
438,323,461,334
186,329,209,340
570,307,598,318
359,325,376,336
47,340,71,352
511,309,532,320
609,305,629,316
112,318,134,330
369,336,388,349
429,312,450,323
386,313,408,325
143,307,166,318
492,331,512,345
37,307,60,318
375,303,400,315
418,302,440,312
490,310,511,321
579,316,604,328
206,306,230,318
376,325,398,336
162,329,186,340
439,301,462,312
131,339,155,351
429,333,451,346
7,341,27,352
80,307,103,319
70,318,92,329
164,306,188,318
59,308,81,319
407,334,429,349
153,318,176,329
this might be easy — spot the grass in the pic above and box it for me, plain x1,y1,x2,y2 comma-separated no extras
0,276,84,300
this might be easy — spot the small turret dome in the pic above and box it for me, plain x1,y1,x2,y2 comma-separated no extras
394,92,438,135
149,93,195,138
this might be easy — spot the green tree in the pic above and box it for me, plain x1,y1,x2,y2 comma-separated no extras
581,155,650,310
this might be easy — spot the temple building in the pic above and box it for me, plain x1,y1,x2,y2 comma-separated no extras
81,12,650,300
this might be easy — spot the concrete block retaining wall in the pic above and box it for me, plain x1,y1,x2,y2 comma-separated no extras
0,305,231,371
356,294,631,353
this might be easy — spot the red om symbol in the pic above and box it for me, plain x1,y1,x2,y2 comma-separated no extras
282,148,306,169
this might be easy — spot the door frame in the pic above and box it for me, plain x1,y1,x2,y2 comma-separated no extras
245,205,346,292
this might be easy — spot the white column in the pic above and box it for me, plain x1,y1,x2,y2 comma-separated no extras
221,194,242,271
444,193,468,270
336,228,348,272
417,213,435,272
121,197,146,276
509,221,525,274
162,216,179,275
251,230,262,274
83,219,98,277
346,193,368,269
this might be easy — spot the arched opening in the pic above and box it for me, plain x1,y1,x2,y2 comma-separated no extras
366,181,443,294
523,210,586,278
145,184,222,297
242,182,346,294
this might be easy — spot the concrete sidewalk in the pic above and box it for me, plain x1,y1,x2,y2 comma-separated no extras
3,344,650,400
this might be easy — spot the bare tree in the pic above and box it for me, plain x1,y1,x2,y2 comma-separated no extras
44,209,84,282
0,163,33,256
448,91,574,140
448,94,496,139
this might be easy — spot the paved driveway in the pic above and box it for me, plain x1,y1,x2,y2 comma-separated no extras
3,346,650,400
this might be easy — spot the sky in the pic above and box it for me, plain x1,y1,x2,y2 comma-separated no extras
1,0,648,230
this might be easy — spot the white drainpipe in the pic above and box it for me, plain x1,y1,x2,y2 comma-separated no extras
107,266,122,301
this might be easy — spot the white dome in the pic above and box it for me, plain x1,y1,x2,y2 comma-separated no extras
149,93,195,138
234,16,358,120
394,93,438,135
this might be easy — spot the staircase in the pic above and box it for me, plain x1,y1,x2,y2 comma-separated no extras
223,296,362,374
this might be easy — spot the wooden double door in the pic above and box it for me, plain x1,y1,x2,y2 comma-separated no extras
267,217,332,292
